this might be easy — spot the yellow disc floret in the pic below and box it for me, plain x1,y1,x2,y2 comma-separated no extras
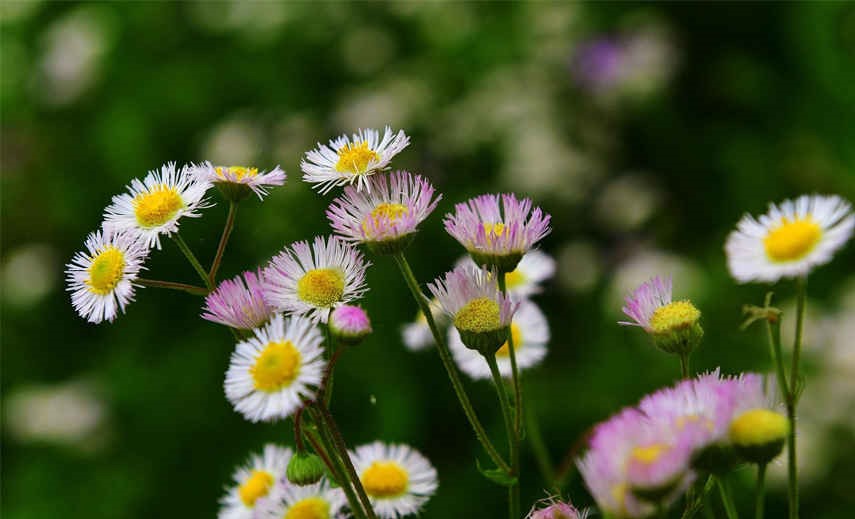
251,341,301,392
238,470,274,506
482,222,506,241
764,217,822,262
216,166,258,181
297,268,345,307
86,246,125,295
729,409,789,447
362,203,410,237
495,323,523,357
335,141,380,174
454,297,501,333
650,301,700,334
630,444,667,465
361,461,409,498
133,184,184,228
285,497,331,519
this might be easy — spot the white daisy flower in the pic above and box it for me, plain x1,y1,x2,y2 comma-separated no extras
448,299,549,380
102,161,212,249
255,479,346,519
195,162,286,201
224,314,326,422
349,441,438,519
457,249,556,298
218,444,292,519
263,236,370,323
65,229,149,324
401,298,447,352
725,194,853,283
301,126,410,194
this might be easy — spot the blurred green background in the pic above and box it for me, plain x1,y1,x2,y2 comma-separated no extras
2,2,854,518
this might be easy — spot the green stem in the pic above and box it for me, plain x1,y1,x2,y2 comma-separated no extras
392,251,511,473
763,293,790,407
171,234,213,290
787,276,806,519
485,354,518,519
304,415,367,519
755,463,767,519
136,277,208,296
209,201,237,284
681,475,714,519
497,272,522,519
716,476,738,519
679,352,690,379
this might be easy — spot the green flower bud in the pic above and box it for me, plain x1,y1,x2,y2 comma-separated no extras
286,451,326,486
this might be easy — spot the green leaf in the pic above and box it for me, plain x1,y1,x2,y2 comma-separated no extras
476,459,517,487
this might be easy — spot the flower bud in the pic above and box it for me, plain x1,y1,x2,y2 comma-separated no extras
329,305,372,345
729,409,788,465
286,451,326,486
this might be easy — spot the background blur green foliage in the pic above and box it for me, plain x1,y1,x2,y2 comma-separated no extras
2,1,854,518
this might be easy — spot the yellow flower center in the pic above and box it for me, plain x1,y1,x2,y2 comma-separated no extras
285,497,331,519
335,141,380,174
495,323,523,357
216,166,258,181
362,203,410,237
361,461,409,498
763,217,822,262
482,222,506,242
238,470,274,507
630,443,667,465
86,246,125,295
133,184,184,228
729,409,789,446
251,341,301,392
649,301,700,334
454,297,501,333
297,268,345,307
504,269,525,288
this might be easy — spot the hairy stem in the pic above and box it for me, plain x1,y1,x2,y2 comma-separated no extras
787,276,806,519
171,234,213,290
716,476,739,519
485,354,519,519
497,272,522,519
755,463,767,519
209,201,237,284
136,277,208,296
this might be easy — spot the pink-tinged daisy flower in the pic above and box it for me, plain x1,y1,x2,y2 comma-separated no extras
619,276,702,354
349,441,438,519
456,249,556,298
327,170,441,254
66,229,149,324
218,444,292,519
102,162,211,249
301,126,410,194
727,373,788,464
444,193,551,272
526,496,587,519
201,269,274,331
195,162,286,201
329,304,372,344
263,236,370,323
254,479,346,519
428,264,519,355
449,299,548,380
224,314,326,422
725,194,853,283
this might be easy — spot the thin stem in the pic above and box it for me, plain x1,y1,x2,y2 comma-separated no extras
526,397,557,493
171,234,213,290
136,277,208,296
304,416,367,519
681,475,714,519
658,502,668,519
755,463,767,519
679,352,690,379
763,292,790,406
209,201,237,284
787,276,806,519
716,476,739,519
294,407,306,452
497,272,522,519
392,251,511,473
484,354,518,519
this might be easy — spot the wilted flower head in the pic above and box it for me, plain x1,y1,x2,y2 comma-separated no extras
196,162,286,201
202,269,274,330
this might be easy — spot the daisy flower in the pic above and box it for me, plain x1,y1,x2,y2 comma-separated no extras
102,161,211,249
527,496,587,519
263,236,370,323
202,268,274,330
327,170,441,254
444,193,551,272
401,298,446,352
725,194,854,283
727,373,788,464
66,229,149,324
301,126,410,194
427,264,518,355
619,275,702,355
255,479,346,519
457,249,556,298
448,299,549,380
349,441,438,519
195,162,286,201
218,444,292,519
224,314,326,422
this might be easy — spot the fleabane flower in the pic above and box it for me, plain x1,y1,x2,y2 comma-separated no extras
329,304,372,345
255,479,346,519
457,249,556,298
349,441,438,519
449,299,549,380
527,496,587,519
428,264,518,356
619,276,702,355
401,298,447,352
218,444,292,519
102,161,211,249
202,269,274,330
327,170,441,254
224,314,325,422
66,229,149,324
263,236,370,323
444,193,551,272
196,162,286,201
727,373,788,465
725,194,853,283
301,126,410,194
